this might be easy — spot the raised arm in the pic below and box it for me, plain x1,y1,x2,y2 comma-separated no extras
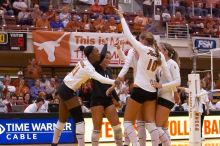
115,46,126,61
115,9,143,54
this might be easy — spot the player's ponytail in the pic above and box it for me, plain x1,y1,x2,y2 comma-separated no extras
153,40,162,66
139,31,162,66
161,43,180,66
78,45,94,58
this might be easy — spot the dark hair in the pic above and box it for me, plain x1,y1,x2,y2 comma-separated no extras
35,97,45,104
160,43,180,66
79,45,95,58
139,31,161,65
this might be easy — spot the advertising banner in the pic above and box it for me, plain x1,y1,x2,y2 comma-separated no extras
192,37,219,52
0,118,75,144
32,31,160,66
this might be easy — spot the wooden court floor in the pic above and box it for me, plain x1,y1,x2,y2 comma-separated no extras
1,139,220,146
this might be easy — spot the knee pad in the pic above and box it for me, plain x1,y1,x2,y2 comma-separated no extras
91,130,100,142
145,123,157,133
76,122,85,135
69,106,84,123
124,121,133,130
112,124,123,139
55,120,66,131
157,127,165,136
136,120,145,127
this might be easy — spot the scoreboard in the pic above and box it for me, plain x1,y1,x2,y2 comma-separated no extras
0,32,27,51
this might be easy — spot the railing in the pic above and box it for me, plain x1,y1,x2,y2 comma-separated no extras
166,22,190,39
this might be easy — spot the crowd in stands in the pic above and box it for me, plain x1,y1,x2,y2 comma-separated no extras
0,0,220,36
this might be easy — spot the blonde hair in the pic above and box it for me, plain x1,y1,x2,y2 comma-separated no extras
139,31,161,65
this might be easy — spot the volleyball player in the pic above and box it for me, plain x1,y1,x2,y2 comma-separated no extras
115,42,147,146
151,43,181,146
90,45,123,146
115,9,172,146
51,45,120,146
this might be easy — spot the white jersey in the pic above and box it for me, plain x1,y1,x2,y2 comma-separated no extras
24,103,40,113
158,59,181,102
121,18,172,92
117,49,138,79
64,58,115,91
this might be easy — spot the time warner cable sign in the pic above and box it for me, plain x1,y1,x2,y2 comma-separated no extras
192,37,219,52
0,118,75,144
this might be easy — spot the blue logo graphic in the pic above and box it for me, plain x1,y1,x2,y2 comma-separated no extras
194,39,217,51
0,118,75,144
0,124,5,134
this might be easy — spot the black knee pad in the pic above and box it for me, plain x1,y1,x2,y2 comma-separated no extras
69,106,84,123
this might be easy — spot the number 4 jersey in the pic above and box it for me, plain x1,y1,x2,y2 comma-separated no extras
63,59,115,91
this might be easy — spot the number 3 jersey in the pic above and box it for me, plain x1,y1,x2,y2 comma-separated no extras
63,59,115,91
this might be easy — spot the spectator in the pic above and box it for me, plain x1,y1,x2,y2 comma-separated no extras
12,71,29,96
0,0,14,15
80,14,93,31
35,13,50,29
93,14,105,32
65,14,82,31
17,6,32,25
169,0,186,16
133,17,145,35
181,96,189,111
53,96,59,104
215,73,220,89
12,0,27,16
202,72,212,90
90,0,104,17
103,0,114,15
50,15,64,30
31,4,42,25
59,5,71,27
12,71,24,87
24,97,45,113
2,75,16,93
38,92,51,113
23,93,32,107
162,8,171,24
170,11,185,24
143,0,153,17
45,78,57,96
45,4,55,21
24,58,42,87
30,79,46,101
3,92,17,112
39,74,49,89
0,98,7,113
105,16,117,33
14,78,29,97
134,11,149,26
17,96,25,105
39,0,50,12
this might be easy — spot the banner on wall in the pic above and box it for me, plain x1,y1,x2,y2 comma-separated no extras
84,116,220,142
192,37,219,52
0,118,75,144
32,31,160,67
